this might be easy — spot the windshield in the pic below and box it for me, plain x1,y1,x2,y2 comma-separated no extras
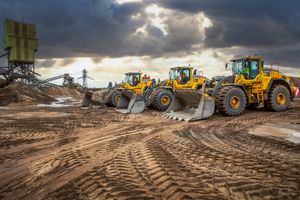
232,59,259,79
169,69,179,80
124,74,131,83
232,60,244,75
124,74,140,86
169,68,190,84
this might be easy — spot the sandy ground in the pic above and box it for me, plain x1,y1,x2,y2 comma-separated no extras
0,98,300,200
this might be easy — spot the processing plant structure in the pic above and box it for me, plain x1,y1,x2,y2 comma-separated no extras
0,19,38,88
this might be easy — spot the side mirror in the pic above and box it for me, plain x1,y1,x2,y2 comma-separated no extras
225,63,229,70
225,63,231,71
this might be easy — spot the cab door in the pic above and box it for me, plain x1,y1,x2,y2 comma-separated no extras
133,74,144,94
239,59,263,103
175,68,192,88
240,59,260,83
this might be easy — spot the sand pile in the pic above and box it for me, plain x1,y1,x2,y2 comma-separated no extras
40,86,84,98
0,83,56,106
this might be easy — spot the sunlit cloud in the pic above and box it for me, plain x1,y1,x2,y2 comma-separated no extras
115,0,143,4
36,49,233,88
145,4,168,35
24,0,299,89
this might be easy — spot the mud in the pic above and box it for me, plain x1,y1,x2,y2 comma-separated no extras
0,100,300,199
249,123,300,143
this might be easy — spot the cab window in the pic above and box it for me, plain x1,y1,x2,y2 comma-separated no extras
249,61,258,79
130,74,140,86
232,61,244,75
177,69,190,84
245,60,259,79
125,74,140,86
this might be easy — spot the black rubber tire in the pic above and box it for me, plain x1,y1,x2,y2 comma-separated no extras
265,85,290,111
109,90,122,107
215,86,246,116
151,89,174,111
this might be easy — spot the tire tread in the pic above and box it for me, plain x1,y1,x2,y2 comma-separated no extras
215,86,246,116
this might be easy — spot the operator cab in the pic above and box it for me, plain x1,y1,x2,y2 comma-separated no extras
169,67,192,84
228,56,261,79
124,72,141,86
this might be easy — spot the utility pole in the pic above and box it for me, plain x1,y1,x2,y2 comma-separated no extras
78,69,94,88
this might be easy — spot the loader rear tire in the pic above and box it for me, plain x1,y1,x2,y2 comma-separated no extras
216,86,246,116
152,89,173,111
266,85,290,111
109,90,122,107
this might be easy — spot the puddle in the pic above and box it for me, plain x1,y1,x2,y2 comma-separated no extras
37,96,82,107
249,123,300,143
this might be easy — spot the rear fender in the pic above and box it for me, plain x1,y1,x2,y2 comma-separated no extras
225,84,247,93
265,78,293,100
161,86,175,97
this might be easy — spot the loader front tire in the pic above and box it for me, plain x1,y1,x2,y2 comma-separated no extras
152,89,173,111
109,90,122,107
216,86,246,116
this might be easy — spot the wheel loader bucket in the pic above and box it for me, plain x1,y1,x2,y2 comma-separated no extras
162,89,215,121
116,89,145,114
81,89,111,107
81,91,93,107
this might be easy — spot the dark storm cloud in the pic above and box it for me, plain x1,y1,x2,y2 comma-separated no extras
219,46,300,69
256,48,300,68
157,0,300,48
35,59,57,68
0,0,148,58
0,0,207,61
156,0,300,68
1,0,300,68
266,49,300,67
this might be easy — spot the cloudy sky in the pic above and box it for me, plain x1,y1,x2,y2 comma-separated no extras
1,0,300,87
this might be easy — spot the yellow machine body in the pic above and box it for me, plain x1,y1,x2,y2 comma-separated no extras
213,55,295,116
163,67,207,90
229,56,294,105
160,67,215,121
118,72,152,94
115,72,153,114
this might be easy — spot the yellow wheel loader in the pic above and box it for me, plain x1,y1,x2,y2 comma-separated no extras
148,66,215,121
163,56,295,122
115,72,154,113
82,72,153,114
211,55,295,116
